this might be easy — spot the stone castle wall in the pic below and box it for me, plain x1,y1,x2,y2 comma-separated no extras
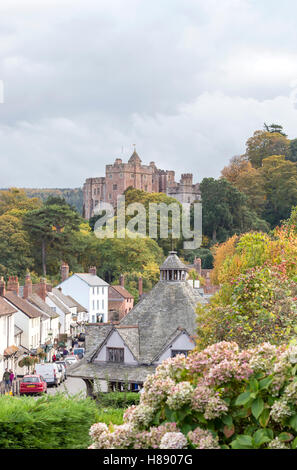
83,152,200,219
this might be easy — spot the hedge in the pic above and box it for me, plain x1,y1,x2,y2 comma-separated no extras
95,391,140,409
0,393,99,449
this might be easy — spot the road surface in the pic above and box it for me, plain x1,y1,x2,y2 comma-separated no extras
47,376,86,397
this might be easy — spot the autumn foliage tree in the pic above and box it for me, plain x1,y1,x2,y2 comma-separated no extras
196,207,297,350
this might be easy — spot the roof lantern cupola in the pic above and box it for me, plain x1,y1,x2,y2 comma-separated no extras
159,251,187,282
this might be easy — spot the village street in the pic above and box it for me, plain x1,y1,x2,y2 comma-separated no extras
47,377,86,397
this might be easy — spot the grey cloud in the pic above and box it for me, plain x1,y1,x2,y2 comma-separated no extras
0,0,297,187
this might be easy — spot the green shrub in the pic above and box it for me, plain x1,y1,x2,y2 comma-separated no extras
89,341,297,449
0,393,99,449
95,391,140,409
95,408,124,425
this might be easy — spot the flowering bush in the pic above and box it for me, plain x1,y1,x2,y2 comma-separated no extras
89,341,297,449
196,263,297,350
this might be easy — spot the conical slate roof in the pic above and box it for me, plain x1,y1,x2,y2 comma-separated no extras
160,251,187,271
120,279,206,363
67,252,207,385
128,150,142,164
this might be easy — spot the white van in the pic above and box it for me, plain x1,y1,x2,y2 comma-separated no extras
35,363,62,387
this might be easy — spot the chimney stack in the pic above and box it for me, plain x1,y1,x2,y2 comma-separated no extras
138,277,143,297
38,278,47,302
89,266,97,276
0,277,6,296
23,272,32,299
7,276,19,295
119,274,125,287
61,262,69,282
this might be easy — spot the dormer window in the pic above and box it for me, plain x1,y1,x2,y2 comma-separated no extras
171,350,189,358
107,347,124,363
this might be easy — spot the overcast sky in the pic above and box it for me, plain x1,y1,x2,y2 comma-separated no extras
0,0,297,188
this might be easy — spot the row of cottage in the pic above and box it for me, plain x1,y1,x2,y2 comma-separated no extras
0,265,136,378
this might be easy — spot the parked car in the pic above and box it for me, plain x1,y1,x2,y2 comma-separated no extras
73,347,85,359
55,361,68,379
56,363,66,382
35,363,62,387
20,375,47,395
64,355,78,366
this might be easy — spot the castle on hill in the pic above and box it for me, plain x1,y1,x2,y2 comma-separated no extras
83,149,201,219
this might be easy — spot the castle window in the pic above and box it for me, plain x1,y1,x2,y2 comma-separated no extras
113,184,118,190
107,347,124,363
131,174,135,178
120,173,123,178
109,193,112,199
108,174,112,178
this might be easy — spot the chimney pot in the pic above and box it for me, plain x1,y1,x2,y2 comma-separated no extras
61,262,69,282
23,272,33,299
89,266,97,276
7,275,19,296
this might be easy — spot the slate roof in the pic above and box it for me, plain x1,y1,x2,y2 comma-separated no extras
74,273,109,287
66,295,87,313
120,280,205,363
68,360,155,383
67,252,207,384
27,293,60,319
159,251,187,270
115,326,139,360
109,285,134,300
128,150,142,164
4,292,42,319
0,297,17,316
52,288,77,308
47,292,71,315
84,324,113,361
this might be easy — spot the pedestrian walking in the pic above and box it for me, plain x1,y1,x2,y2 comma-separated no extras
9,370,14,388
2,368,11,393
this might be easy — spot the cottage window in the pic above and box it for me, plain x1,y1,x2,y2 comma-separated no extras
107,347,124,363
171,350,189,358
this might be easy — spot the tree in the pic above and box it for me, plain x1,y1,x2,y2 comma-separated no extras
287,138,297,163
23,197,82,276
200,178,268,243
196,217,297,350
0,188,41,216
221,155,252,185
245,130,290,168
263,122,287,137
92,236,163,284
260,155,297,227
0,213,34,277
